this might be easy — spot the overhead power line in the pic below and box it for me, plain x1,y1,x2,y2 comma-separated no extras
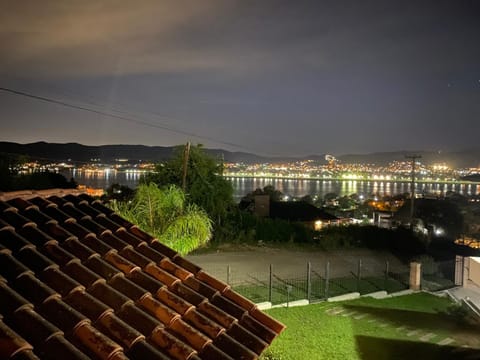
0,86,268,155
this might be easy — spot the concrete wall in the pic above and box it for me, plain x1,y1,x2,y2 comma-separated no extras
470,257,480,287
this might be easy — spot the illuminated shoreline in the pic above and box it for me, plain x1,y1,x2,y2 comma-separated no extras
223,174,480,185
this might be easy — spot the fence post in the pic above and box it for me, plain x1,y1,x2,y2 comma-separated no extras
269,264,273,303
325,261,330,299
307,262,311,303
409,262,422,291
227,265,231,285
384,260,389,291
357,259,362,292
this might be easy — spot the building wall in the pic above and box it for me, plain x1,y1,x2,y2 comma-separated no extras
254,195,270,217
470,257,480,287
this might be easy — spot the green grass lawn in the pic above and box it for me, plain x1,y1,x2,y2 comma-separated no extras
261,292,480,360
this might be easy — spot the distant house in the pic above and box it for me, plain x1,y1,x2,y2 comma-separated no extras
254,195,338,230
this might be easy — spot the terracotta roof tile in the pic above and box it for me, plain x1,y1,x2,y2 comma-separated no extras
196,302,237,329
64,238,97,260
12,272,59,305
40,204,73,223
0,319,34,359
126,268,164,294
0,200,15,212
41,335,90,360
6,198,33,211
40,222,75,242
212,333,257,360
210,294,247,320
197,342,234,360
6,307,63,350
45,244,78,266
116,303,160,335
0,191,285,359
42,266,85,296
239,314,277,344
21,208,53,226
109,274,148,302
90,200,115,216
0,281,34,315
119,246,154,268
95,215,124,233
226,322,268,355
0,252,33,280
126,340,170,360
88,282,132,312
17,226,54,248
38,297,88,334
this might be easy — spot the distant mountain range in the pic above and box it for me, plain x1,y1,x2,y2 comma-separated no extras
0,141,479,167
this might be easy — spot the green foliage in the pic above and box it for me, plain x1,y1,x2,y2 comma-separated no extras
144,144,234,225
338,196,356,210
104,183,135,202
0,153,17,190
212,208,314,244
1,153,76,191
15,171,77,190
260,348,284,360
111,183,212,255
239,185,284,211
255,218,313,243
414,199,464,239
318,225,427,259
441,303,477,325
211,207,257,243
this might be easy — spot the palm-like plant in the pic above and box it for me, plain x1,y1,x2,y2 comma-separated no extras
111,183,212,255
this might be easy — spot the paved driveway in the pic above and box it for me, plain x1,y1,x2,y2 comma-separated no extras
187,247,407,283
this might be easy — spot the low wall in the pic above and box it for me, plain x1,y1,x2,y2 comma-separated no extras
470,257,480,287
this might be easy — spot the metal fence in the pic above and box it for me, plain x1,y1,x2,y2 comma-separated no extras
203,259,412,305
202,257,459,305
421,258,457,292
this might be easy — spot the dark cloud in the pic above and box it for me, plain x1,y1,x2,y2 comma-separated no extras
1,0,480,155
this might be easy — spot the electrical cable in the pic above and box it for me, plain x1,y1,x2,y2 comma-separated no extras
0,86,276,155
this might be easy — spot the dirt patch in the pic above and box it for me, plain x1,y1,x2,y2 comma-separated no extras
186,246,407,283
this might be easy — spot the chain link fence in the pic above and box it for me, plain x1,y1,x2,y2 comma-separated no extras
203,256,459,305
421,258,457,292
202,259,412,305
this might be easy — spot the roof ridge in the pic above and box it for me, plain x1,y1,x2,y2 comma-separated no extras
0,188,88,202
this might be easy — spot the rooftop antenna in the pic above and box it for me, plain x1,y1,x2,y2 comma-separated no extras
405,154,422,226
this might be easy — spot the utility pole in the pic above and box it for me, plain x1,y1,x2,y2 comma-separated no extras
182,142,191,191
405,154,421,227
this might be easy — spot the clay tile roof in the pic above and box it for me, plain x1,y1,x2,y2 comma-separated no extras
0,189,285,359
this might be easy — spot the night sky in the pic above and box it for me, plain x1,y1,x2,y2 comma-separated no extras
1,0,480,157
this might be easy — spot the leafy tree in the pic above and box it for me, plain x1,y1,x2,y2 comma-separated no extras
0,153,16,191
338,196,356,210
110,183,212,255
414,199,464,239
104,183,135,202
300,195,314,205
0,152,77,191
239,185,284,211
144,144,234,225
318,225,426,259
323,192,338,205
15,171,77,190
